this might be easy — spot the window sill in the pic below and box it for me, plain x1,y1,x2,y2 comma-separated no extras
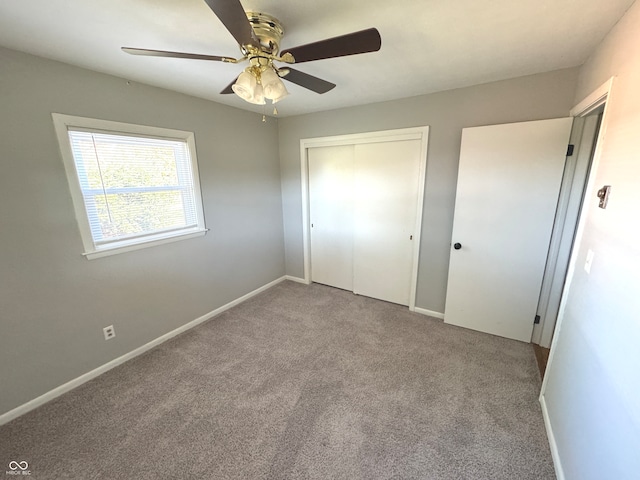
83,228,208,260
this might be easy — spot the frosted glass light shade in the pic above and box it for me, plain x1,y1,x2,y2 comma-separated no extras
232,71,256,102
252,83,265,105
232,71,266,105
261,67,289,103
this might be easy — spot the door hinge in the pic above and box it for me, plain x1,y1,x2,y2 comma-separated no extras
566,144,575,156
534,315,541,324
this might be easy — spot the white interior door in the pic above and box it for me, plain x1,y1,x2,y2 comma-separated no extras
445,118,573,342
353,140,422,306
309,145,354,291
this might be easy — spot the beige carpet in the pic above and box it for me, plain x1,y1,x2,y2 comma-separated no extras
0,281,555,479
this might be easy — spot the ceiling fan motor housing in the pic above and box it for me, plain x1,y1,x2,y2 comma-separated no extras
246,12,284,56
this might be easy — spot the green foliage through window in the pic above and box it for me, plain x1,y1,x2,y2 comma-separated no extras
68,130,199,244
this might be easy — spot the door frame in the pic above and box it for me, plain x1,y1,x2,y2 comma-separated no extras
533,78,615,346
299,126,430,311
539,77,614,474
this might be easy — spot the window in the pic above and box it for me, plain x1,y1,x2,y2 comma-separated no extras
53,114,206,259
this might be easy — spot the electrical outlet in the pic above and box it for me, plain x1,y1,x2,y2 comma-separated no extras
103,325,116,340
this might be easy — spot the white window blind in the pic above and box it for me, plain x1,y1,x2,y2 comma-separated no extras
53,114,206,259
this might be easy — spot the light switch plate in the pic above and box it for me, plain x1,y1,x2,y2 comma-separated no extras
584,249,595,274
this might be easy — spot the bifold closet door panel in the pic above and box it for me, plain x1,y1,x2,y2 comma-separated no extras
308,145,355,291
353,140,422,306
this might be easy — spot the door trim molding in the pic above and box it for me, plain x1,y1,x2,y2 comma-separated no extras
570,77,614,117
539,76,615,480
414,307,445,320
300,126,430,311
533,77,615,347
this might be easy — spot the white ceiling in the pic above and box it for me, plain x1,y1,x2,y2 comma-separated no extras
0,0,635,117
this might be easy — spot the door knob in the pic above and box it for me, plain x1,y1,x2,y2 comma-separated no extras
454,243,462,250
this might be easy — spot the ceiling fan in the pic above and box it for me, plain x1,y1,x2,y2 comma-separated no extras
122,0,381,108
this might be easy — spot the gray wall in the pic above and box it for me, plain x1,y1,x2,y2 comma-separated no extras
542,1,640,478
278,68,579,313
0,47,285,416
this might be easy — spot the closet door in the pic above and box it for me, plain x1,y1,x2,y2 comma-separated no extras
308,145,354,291
353,140,422,306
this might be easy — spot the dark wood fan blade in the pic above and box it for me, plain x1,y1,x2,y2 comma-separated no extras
122,47,235,62
220,77,237,94
282,68,336,94
203,0,257,47
280,28,381,63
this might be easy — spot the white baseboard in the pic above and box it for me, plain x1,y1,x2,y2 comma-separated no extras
540,395,565,480
414,307,445,320
0,276,287,426
284,275,309,284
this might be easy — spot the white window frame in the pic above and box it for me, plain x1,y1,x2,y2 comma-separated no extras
52,113,207,259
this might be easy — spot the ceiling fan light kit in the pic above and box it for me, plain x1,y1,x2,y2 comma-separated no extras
260,67,288,103
231,57,290,105
232,70,263,104
122,0,382,108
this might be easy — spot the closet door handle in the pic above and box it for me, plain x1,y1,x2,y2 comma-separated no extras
453,242,462,250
